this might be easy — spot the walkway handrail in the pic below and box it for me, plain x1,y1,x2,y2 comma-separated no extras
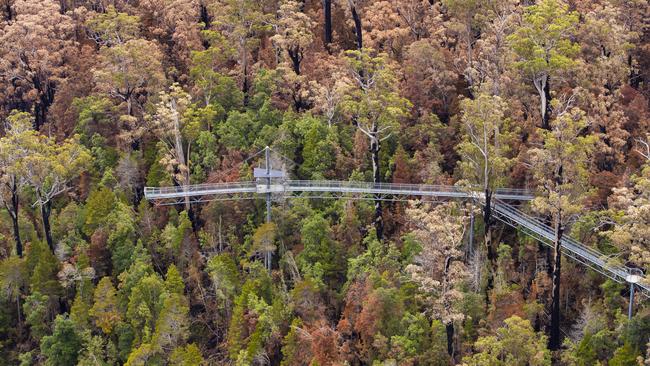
493,200,649,298
144,180,534,200
142,180,648,298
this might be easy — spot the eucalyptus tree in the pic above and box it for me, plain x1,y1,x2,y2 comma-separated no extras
508,0,580,130
340,49,411,239
456,93,514,292
528,107,596,350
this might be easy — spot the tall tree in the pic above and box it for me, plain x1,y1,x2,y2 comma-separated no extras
341,49,411,239
40,315,83,366
252,222,278,271
0,0,77,130
405,201,468,357
456,93,514,294
443,0,486,92
606,163,650,274
210,0,272,102
472,0,518,96
508,0,579,130
323,0,332,47
189,30,241,109
528,107,596,350
85,6,141,47
13,124,90,251
463,316,551,365
93,39,165,117
90,277,121,335
271,0,315,76
340,0,365,50
0,111,33,256
147,84,198,213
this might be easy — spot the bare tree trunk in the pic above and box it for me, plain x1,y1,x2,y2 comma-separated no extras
323,0,332,47
371,129,383,240
483,189,495,305
446,322,454,357
549,212,563,350
10,180,22,257
542,75,551,130
4,177,22,257
33,79,55,131
41,200,54,251
351,4,363,50
534,74,552,130
241,41,250,105
288,47,301,75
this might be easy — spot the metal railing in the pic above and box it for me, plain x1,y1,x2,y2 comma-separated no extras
144,180,534,201
144,181,257,199
286,180,533,200
143,180,648,298
493,200,650,298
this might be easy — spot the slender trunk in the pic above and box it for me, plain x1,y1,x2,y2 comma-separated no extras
468,207,474,259
483,189,495,305
446,322,454,357
549,212,563,350
542,75,551,130
41,201,54,252
126,97,133,116
16,297,21,330
33,80,55,131
288,48,301,75
351,5,363,50
465,19,474,97
533,74,551,130
12,209,21,257
371,129,383,240
241,43,249,105
7,178,22,257
323,0,332,47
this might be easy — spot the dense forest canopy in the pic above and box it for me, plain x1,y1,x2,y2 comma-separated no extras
0,0,650,364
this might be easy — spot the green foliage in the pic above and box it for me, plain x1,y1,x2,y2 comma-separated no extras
161,211,192,255
164,265,185,295
508,0,580,76
106,201,137,274
190,30,242,110
84,187,117,236
217,111,259,150
206,253,240,310
90,277,121,334
126,273,166,344
227,268,280,362
170,344,204,365
463,316,551,366
40,315,83,366
28,241,61,299
297,116,338,178
296,214,342,283
85,5,140,46
430,319,451,366
529,108,597,218
456,93,515,190
609,342,640,366
24,291,50,341
0,257,27,305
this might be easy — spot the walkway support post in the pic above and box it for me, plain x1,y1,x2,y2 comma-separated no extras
627,270,642,319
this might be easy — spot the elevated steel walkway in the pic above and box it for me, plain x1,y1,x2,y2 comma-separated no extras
144,180,649,299
492,200,650,298
143,180,534,204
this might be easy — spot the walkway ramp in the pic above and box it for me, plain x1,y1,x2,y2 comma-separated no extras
493,200,650,298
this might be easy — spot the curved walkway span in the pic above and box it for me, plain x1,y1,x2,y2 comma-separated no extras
144,180,649,299
143,180,534,203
